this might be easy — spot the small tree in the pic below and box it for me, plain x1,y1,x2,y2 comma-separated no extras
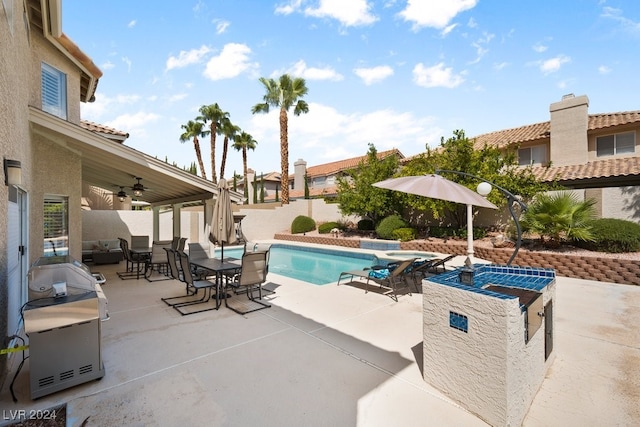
304,174,310,199
260,175,265,203
252,174,258,204
336,143,402,224
275,185,279,202
400,129,555,227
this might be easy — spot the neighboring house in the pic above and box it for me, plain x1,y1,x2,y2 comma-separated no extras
238,149,405,203
470,94,640,222
289,149,405,199
0,0,231,384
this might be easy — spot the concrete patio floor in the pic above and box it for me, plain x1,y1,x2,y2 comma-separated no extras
1,257,639,426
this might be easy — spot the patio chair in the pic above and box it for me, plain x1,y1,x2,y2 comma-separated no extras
409,254,456,289
188,242,210,259
224,250,271,315
337,257,417,301
144,240,172,282
172,251,220,315
161,248,200,307
117,237,148,280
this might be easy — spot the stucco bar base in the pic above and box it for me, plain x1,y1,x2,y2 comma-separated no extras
422,275,556,427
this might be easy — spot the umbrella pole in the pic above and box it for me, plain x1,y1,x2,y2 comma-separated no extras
221,242,224,260
466,204,474,260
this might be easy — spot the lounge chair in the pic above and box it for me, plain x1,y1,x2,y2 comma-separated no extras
337,257,417,301
224,250,271,315
172,251,220,315
409,254,456,288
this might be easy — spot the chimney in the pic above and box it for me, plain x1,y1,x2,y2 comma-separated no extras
294,159,307,190
549,94,589,166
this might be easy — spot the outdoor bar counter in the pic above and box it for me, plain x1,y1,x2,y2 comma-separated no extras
422,264,556,427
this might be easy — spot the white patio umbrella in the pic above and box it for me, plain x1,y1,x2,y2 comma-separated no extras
210,178,237,260
373,174,498,259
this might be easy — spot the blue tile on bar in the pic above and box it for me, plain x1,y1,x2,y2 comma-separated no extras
428,264,555,295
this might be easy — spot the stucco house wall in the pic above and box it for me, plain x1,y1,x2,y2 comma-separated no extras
1,0,35,380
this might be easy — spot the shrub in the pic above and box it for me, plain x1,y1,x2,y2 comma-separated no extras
573,218,640,253
357,219,375,231
291,215,316,234
392,227,417,242
318,222,340,234
376,215,409,240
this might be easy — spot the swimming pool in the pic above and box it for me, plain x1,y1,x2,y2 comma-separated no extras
213,244,382,285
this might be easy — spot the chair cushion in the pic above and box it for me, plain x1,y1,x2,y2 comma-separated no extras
368,269,390,280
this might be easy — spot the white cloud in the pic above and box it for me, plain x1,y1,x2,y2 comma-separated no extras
215,20,230,34
539,55,570,75
412,62,465,88
304,0,377,26
469,32,494,64
532,43,548,53
168,93,188,102
166,45,212,71
249,102,441,164
127,20,136,28
106,112,161,138
353,65,394,85
441,23,457,36
122,56,132,72
601,6,640,34
203,43,257,80
275,0,302,15
598,65,611,74
398,0,478,31
116,94,141,104
493,62,509,71
277,0,377,26
101,61,115,70
279,60,344,81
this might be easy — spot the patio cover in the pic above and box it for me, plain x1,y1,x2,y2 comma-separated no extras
29,107,243,207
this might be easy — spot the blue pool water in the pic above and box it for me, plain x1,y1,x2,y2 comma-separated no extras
213,244,380,285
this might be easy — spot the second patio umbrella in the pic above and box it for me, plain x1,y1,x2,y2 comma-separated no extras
210,178,237,260
373,174,498,258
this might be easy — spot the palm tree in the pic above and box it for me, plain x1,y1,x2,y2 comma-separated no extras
219,117,241,180
521,192,596,247
198,103,228,184
179,120,207,179
252,74,309,204
232,131,257,201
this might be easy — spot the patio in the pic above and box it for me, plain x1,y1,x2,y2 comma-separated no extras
1,256,639,426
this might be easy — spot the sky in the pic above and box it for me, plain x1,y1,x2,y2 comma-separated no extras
61,0,640,180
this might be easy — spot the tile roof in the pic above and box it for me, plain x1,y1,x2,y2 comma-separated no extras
295,149,404,179
80,120,129,141
471,111,640,150
530,157,640,184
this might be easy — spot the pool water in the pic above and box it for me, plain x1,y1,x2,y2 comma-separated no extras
213,244,380,285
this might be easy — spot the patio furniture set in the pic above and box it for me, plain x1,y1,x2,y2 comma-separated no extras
114,237,272,316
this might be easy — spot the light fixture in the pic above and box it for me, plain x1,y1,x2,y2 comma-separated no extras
117,187,127,202
476,181,492,197
4,159,22,186
132,177,144,197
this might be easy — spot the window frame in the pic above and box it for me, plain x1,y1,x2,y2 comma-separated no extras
43,195,69,256
596,131,635,157
41,62,68,120
518,144,547,166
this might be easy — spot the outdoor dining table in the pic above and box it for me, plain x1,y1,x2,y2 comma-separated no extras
189,257,241,309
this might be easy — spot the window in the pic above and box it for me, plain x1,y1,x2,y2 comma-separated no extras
44,196,69,256
596,132,635,157
518,145,547,166
41,63,67,119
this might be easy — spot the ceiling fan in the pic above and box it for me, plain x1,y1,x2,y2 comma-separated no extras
114,177,149,201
